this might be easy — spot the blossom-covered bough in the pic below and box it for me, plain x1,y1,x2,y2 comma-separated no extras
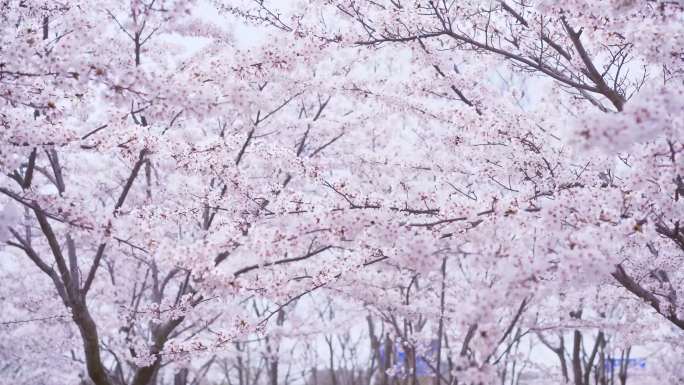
286,0,684,328
0,1,682,385
0,1,370,384
226,0,683,382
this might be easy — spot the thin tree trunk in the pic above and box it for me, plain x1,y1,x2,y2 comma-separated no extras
572,330,583,385
434,257,447,385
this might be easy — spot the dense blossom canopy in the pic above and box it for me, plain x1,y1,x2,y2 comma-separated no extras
0,1,682,385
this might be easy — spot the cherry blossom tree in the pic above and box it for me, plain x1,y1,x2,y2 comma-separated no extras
1,1,683,385
0,1,373,384
247,0,684,331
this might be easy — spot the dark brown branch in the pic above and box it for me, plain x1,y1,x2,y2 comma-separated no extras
81,124,109,140
83,243,107,295
33,205,77,300
310,132,345,157
21,148,37,189
612,264,684,330
358,30,602,93
7,228,69,303
235,128,255,166
115,149,148,212
561,17,626,111
232,245,333,277
45,149,65,194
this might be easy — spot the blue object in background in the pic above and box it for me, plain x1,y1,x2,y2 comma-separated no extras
378,340,438,377
605,358,646,372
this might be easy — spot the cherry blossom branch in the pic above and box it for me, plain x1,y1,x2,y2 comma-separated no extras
0,314,67,326
611,264,684,330
115,148,149,212
560,17,626,111
258,254,389,326
232,245,334,277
